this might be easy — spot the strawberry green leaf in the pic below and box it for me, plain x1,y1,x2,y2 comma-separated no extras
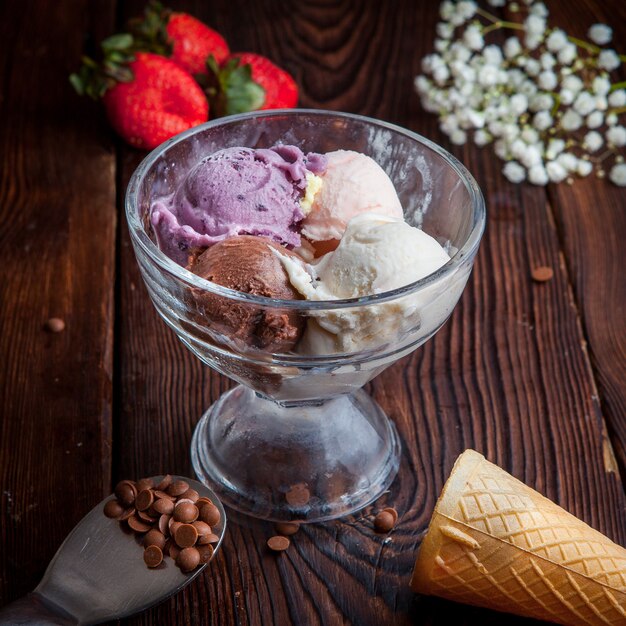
101,33,134,53
203,55,266,118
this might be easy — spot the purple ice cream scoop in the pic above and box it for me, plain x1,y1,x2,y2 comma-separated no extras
150,145,327,264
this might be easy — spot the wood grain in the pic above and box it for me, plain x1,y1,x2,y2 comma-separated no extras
0,0,116,605
114,1,626,625
0,0,623,625
544,0,626,480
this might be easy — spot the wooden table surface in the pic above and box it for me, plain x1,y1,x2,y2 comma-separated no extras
1,1,625,624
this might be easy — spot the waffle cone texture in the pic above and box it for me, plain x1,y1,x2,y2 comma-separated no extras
411,450,626,625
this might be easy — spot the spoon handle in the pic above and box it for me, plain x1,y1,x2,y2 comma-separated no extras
0,592,77,625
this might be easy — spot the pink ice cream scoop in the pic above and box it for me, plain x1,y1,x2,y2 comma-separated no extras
301,150,403,245
151,145,327,264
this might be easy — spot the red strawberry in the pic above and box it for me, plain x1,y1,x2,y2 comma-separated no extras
128,2,229,76
227,53,298,110
166,13,229,74
102,53,208,149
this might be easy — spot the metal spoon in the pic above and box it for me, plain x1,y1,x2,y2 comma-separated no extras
0,476,226,625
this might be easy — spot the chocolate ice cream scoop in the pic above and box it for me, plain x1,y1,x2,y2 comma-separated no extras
187,236,305,353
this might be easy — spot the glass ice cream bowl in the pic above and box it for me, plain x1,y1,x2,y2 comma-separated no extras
126,110,485,522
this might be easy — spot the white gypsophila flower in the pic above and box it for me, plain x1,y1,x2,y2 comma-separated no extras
525,33,544,51
583,131,604,152
595,95,608,111
573,92,596,116
504,37,522,59
608,90,626,107
450,128,468,145
450,41,473,62
598,49,621,71
439,0,454,20
606,126,626,147
559,89,575,105
592,76,611,95
509,93,529,115
525,59,542,77
440,114,459,134
502,123,520,141
433,65,451,84
487,0,506,5
474,129,491,146
479,65,501,87
546,29,568,52
562,74,584,94
558,43,578,65
530,2,548,17
529,92,553,112
556,152,578,171
521,128,539,144
540,52,556,70
414,75,429,94
606,113,618,126
421,54,439,74
546,160,568,183
577,159,593,176
588,24,613,45
463,24,484,51
546,138,566,159
483,45,503,66
561,109,583,130
520,144,543,168
436,21,454,40
503,161,526,183
494,139,508,159
520,80,539,98
538,71,558,90
533,111,553,130
457,1,478,20
529,164,549,185
489,120,504,136
525,14,546,35
609,163,626,186
586,111,604,129
435,39,449,53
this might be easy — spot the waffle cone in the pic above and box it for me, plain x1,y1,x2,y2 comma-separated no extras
411,450,626,625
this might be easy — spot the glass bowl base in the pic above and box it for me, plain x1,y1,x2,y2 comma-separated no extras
191,385,401,522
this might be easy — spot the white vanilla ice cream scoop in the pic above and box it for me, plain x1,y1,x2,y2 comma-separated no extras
301,150,404,243
277,213,452,354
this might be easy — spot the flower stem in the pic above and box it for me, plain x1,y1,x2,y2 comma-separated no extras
483,20,525,35
609,81,626,92
568,35,600,54
476,7,500,23
611,106,626,115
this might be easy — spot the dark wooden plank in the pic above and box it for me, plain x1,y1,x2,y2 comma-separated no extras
115,1,626,625
0,0,116,606
544,0,626,479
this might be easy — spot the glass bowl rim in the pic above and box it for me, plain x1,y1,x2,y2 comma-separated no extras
125,109,486,311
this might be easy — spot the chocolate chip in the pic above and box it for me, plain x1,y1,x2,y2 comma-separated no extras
114,481,136,506
158,514,171,536
135,489,154,512
174,523,199,548
45,317,65,333
156,475,173,491
285,483,310,506
197,544,214,564
193,521,212,544
127,514,152,533
195,497,213,508
167,480,189,497
136,478,155,492
138,510,157,523
168,542,180,560
275,522,300,536
103,499,124,519
144,529,166,550
118,507,135,521
179,488,199,503
154,490,175,502
177,547,200,573
531,265,554,282
153,497,175,516
267,536,290,552
199,503,220,527
382,507,398,524
374,510,395,533
144,545,163,568
206,533,220,544
174,502,199,523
